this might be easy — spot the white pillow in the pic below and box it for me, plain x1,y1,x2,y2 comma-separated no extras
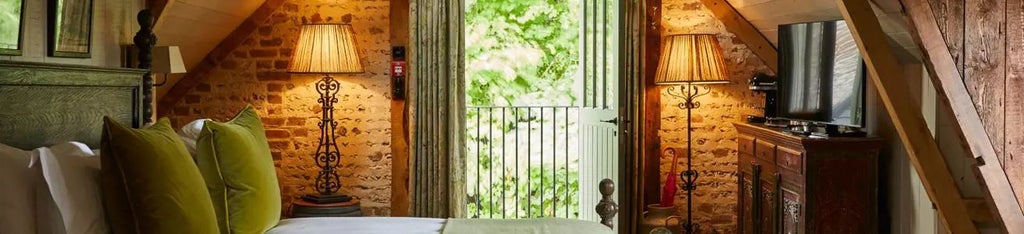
179,118,210,156
34,183,67,234
0,143,65,234
37,142,107,234
0,143,38,234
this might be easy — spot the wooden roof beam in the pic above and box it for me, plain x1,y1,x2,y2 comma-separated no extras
697,0,778,73
156,0,288,116
146,0,170,21
901,0,1024,231
834,0,978,233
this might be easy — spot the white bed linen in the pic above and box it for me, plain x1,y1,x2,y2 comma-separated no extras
178,118,210,156
1,143,68,234
266,217,445,234
36,142,107,234
0,143,40,234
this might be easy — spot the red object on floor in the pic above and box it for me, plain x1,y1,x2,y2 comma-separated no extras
660,148,679,207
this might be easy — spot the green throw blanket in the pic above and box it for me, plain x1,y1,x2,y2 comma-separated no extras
443,218,614,234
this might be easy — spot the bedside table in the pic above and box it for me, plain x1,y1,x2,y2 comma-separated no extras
290,198,362,218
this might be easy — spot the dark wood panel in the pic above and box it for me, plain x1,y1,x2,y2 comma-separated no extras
642,0,663,209
735,123,881,233
965,0,1007,165
738,172,755,234
1005,0,1024,212
777,146,803,175
755,140,776,163
0,61,145,150
780,186,803,234
806,153,876,233
739,134,755,155
760,174,778,234
390,0,411,217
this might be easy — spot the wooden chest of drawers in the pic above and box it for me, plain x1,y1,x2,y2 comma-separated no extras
734,123,882,234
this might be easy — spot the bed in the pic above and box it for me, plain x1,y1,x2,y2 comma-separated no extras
0,61,619,234
0,15,620,234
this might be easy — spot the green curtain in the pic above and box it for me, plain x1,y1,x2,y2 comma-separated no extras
410,0,467,218
56,0,91,53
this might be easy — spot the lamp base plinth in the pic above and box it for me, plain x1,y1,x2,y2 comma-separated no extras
301,193,352,204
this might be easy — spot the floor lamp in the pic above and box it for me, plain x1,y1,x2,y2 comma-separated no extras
288,23,365,203
654,34,730,234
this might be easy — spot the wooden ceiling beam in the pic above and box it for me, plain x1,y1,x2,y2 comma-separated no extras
833,0,978,233
901,0,1024,231
698,0,778,73
146,0,170,21
156,0,288,116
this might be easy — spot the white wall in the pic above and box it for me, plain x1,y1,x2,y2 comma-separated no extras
872,63,940,234
0,0,143,67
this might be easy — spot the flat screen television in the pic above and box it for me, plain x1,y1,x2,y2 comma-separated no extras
777,19,866,128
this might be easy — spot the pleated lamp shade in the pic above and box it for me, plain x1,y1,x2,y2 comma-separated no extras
655,34,730,85
288,24,364,74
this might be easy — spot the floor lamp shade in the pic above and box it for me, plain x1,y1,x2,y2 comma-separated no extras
288,24,364,74
655,34,730,85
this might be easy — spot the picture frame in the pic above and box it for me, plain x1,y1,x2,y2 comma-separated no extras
48,0,93,58
0,0,25,56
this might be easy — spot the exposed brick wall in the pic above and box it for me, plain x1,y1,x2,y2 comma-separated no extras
659,0,770,232
165,0,393,216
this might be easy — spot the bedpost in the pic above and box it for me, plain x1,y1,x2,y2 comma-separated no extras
596,178,618,229
133,9,156,125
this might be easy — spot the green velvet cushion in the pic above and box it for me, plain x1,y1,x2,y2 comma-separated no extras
100,117,219,234
196,105,281,234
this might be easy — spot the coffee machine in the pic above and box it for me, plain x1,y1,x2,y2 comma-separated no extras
747,73,784,126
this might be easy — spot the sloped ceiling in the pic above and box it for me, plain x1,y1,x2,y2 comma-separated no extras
726,0,920,61
153,0,266,99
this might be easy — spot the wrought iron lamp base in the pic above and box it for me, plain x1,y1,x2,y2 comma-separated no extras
309,74,345,204
665,84,711,234
301,193,353,204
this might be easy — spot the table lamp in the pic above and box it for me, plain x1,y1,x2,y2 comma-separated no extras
152,46,186,86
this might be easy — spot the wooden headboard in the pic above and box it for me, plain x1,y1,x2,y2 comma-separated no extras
0,61,147,149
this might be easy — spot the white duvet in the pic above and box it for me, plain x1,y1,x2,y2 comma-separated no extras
265,217,615,234
267,217,446,234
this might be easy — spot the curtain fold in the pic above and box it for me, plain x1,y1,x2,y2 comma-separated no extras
409,0,466,218
57,0,91,53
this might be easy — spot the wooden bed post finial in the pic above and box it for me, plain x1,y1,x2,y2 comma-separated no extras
596,178,618,229
134,9,156,125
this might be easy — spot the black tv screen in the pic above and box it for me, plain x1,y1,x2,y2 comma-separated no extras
777,19,866,128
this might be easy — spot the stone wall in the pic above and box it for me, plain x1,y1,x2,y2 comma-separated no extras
164,0,393,216
658,0,771,232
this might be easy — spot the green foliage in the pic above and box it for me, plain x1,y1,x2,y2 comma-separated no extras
465,107,580,219
464,0,581,219
468,165,579,218
0,0,23,49
465,0,579,106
